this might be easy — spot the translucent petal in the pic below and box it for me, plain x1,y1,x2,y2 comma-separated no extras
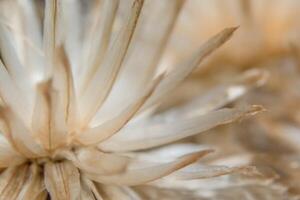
84,150,212,186
79,0,144,126
76,74,163,145
100,105,263,152
140,27,238,111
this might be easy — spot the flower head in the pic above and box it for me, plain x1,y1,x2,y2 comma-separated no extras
0,0,261,199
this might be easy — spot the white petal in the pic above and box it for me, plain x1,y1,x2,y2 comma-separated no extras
57,48,78,132
171,164,257,180
100,105,263,152
17,0,42,48
57,0,82,78
44,161,81,200
85,150,212,186
79,0,119,92
168,69,269,117
140,27,238,111
125,143,211,162
0,134,25,168
91,0,184,126
79,0,144,126
70,148,129,176
1,106,46,158
32,78,72,151
16,164,46,200
17,0,45,83
97,184,142,200
76,74,163,145
0,59,31,126
80,176,104,200
0,25,32,100
43,0,59,78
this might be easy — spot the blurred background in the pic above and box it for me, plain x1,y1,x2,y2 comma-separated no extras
158,0,300,197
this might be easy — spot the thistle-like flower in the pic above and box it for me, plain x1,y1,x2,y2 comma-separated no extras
0,0,262,199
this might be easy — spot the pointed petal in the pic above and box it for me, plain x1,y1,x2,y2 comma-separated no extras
140,27,237,111
125,143,212,162
17,0,45,82
100,105,263,152
92,0,184,125
85,150,212,186
51,47,78,136
0,106,46,158
17,0,42,47
0,25,32,100
0,59,31,126
80,0,119,92
44,161,80,200
43,0,58,78
31,83,52,151
57,0,82,76
168,69,269,117
79,0,144,126
32,80,70,151
76,74,163,145
69,148,129,176
171,164,257,180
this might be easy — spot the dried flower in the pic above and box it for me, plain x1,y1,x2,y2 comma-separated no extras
0,0,263,199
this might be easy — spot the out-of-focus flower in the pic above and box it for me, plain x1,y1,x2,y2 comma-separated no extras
166,0,300,69
0,0,264,199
